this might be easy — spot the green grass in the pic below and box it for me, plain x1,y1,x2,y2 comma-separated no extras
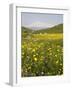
21,24,63,77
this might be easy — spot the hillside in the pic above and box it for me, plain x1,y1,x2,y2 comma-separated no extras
21,27,32,33
21,24,63,34
33,24,63,34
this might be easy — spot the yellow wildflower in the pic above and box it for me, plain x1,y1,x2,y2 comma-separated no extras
28,67,31,70
34,57,37,61
55,55,57,57
60,63,62,66
33,55,36,57
57,49,59,52
32,49,35,52
49,53,52,55
56,61,58,64
48,48,51,50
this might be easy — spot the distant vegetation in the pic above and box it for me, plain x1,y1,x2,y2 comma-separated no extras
21,24,63,34
21,24,63,77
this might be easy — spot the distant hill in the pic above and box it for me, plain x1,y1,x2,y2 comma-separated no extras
33,24,63,34
21,27,32,33
21,24,63,34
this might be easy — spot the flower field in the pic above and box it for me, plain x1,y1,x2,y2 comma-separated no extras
21,24,63,77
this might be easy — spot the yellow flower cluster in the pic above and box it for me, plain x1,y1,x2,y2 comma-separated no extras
57,49,60,52
48,48,51,51
56,61,58,64
55,55,57,57
34,57,37,61
28,67,31,70
32,49,35,52
49,53,52,55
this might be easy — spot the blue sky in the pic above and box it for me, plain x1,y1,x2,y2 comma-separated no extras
21,12,63,30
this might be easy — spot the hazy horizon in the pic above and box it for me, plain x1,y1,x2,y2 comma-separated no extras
22,23,63,31
21,12,63,30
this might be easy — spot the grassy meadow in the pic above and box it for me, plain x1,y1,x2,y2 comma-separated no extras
21,24,63,77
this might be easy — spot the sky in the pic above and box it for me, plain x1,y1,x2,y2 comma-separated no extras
21,12,63,30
